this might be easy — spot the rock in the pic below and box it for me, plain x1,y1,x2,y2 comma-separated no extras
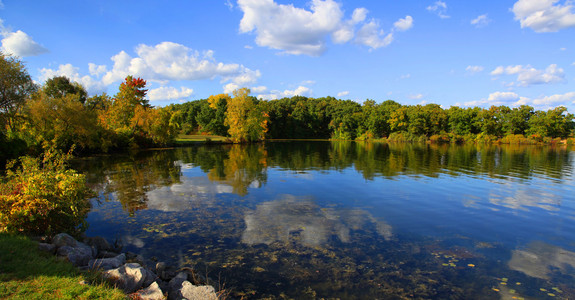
155,262,166,274
85,236,113,253
52,233,79,248
136,281,165,300
104,263,157,294
56,244,94,267
168,275,217,300
180,282,217,300
158,264,178,281
98,250,121,258
38,242,56,254
89,253,126,270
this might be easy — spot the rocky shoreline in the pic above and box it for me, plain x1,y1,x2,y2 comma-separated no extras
37,233,220,300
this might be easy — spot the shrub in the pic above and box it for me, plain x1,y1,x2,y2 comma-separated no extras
0,147,92,236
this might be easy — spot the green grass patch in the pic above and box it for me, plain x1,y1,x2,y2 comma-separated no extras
0,233,125,299
174,134,230,145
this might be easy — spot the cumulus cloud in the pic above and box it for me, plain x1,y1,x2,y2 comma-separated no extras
532,91,575,106
40,41,261,96
488,91,520,102
337,91,350,97
394,15,414,31
471,14,490,27
148,86,194,102
0,19,48,57
490,64,566,86
257,86,312,100
39,64,106,94
465,91,575,109
427,1,450,19
99,42,256,86
512,0,575,32
237,0,412,56
466,65,484,74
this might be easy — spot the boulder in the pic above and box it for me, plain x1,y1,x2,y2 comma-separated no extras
38,242,56,254
89,253,126,270
168,273,217,300
56,244,94,267
136,281,165,300
85,236,113,253
98,250,121,258
52,233,79,248
104,263,156,294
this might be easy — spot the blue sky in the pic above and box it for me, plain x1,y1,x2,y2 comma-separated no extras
1,0,574,111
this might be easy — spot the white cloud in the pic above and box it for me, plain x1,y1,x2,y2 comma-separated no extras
394,15,414,31
39,64,106,94
100,42,253,86
465,91,575,109
427,1,450,19
148,86,194,102
257,86,312,100
490,64,566,86
223,83,240,94
355,20,394,49
512,0,575,32
237,0,411,56
0,24,48,57
408,93,424,100
400,73,411,79
88,63,107,76
225,0,234,10
39,41,262,98
471,14,490,28
337,91,350,97
488,91,520,102
532,91,575,105
250,86,268,93
466,65,484,74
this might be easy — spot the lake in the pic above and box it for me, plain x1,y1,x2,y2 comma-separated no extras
74,141,575,299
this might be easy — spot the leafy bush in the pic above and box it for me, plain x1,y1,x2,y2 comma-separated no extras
0,147,92,236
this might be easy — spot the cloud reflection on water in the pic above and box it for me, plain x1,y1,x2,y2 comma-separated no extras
241,195,392,247
508,241,575,280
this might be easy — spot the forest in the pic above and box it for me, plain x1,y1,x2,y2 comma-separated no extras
1,52,575,166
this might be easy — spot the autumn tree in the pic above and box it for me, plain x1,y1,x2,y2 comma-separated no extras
224,88,268,143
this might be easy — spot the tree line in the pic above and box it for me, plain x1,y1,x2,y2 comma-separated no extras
2,52,575,166
170,94,575,143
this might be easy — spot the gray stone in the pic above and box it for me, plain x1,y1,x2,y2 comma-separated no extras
136,281,165,300
52,233,79,248
104,263,157,294
85,236,113,253
98,250,121,258
38,242,56,254
56,244,94,267
89,253,126,270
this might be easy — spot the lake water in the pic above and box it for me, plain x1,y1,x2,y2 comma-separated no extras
75,141,575,299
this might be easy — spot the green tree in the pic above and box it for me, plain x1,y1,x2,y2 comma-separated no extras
527,106,574,138
0,52,37,133
42,76,87,104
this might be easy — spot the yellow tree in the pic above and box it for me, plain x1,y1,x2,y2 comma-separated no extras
224,88,268,143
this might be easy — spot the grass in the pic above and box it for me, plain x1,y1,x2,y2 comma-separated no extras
0,233,126,300
174,134,230,145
